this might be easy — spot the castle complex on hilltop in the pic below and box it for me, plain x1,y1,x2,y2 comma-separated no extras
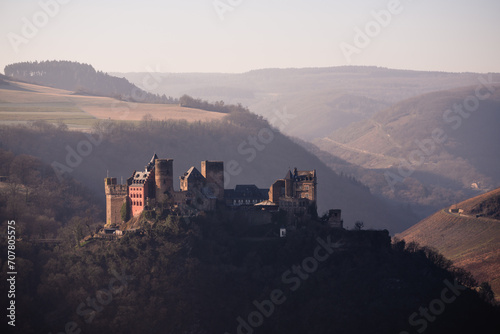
104,154,343,229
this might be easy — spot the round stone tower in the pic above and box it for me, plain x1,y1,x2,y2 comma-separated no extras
155,159,173,204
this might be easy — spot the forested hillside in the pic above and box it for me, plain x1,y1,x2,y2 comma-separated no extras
0,111,414,232
4,61,176,104
1,216,498,334
0,149,102,241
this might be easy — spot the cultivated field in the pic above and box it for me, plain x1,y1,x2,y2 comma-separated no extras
0,80,226,130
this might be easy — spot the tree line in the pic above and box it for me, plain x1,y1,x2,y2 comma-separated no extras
179,94,249,113
4,60,177,104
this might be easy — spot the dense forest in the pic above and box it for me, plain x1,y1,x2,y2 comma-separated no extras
0,148,102,242
1,209,498,333
3,60,177,104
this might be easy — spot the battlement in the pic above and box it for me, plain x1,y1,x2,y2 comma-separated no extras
104,178,127,195
106,184,128,195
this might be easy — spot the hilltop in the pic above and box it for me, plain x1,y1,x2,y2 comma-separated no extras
4,60,176,104
453,187,500,220
396,188,500,300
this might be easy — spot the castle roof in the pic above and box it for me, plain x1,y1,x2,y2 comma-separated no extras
255,200,278,207
181,166,204,180
145,153,158,171
130,169,152,186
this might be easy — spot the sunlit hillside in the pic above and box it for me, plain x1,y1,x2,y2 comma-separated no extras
397,188,500,300
0,80,225,130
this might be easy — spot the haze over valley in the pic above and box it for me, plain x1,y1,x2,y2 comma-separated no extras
1,1,500,333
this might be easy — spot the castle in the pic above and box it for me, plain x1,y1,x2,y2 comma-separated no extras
104,154,343,228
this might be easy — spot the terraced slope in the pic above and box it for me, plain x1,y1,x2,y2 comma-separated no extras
397,188,500,299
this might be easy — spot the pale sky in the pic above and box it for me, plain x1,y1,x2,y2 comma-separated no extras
1,0,499,74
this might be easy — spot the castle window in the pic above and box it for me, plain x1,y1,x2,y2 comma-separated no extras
305,186,309,190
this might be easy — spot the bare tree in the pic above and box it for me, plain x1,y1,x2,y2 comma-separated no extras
354,221,364,230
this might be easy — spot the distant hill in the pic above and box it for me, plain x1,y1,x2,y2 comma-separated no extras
4,60,176,104
115,67,499,140
396,188,500,300
313,85,500,212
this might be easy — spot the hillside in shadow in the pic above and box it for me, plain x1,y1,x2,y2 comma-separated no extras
0,111,414,232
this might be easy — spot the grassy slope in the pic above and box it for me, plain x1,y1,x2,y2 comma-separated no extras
396,188,500,299
0,80,225,130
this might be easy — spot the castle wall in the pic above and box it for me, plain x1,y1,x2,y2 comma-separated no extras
269,180,285,203
129,185,145,217
294,180,316,201
201,161,224,201
285,178,293,197
106,193,127,226
328,209,343,229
